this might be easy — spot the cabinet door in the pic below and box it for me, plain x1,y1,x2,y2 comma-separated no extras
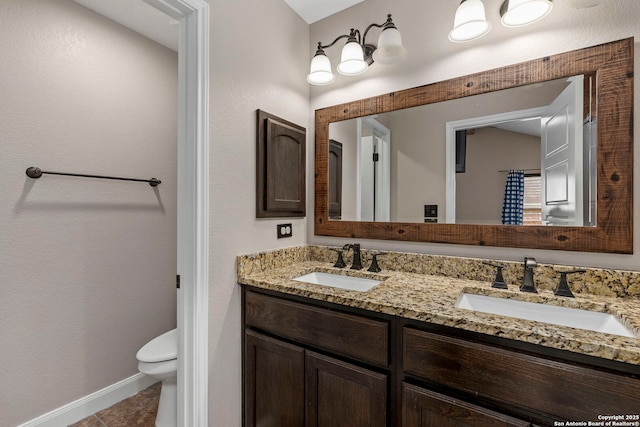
306,351,387,427
256,109,306,217
328,139,343,219
402,383,530,427
245,330,305,427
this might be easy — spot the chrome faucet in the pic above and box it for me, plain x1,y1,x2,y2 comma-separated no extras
520,257,538,293
342,243,363,270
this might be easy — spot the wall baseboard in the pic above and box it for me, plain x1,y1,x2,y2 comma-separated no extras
16,373,157,427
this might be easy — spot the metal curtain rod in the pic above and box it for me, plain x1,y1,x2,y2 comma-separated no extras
498,168,541,173
25,167,161,187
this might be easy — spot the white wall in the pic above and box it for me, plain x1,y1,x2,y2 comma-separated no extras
207,0,309,425
308,0,640,270
389,106,447,222
0,1,178,425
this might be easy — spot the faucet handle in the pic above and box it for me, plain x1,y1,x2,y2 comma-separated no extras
330,248,347,268
482,262,508,289
367,252,386,273
554,269,586,298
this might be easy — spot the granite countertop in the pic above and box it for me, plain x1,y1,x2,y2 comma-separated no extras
238,260,640,366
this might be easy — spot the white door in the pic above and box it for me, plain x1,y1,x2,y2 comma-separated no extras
359,135,375,221
541,75,584,226
374,134,390,222
357,118,390,221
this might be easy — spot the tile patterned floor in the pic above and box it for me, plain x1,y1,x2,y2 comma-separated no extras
69,382,160,427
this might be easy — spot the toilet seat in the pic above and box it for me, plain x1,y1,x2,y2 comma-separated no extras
138,359,177,377
136,328,177,363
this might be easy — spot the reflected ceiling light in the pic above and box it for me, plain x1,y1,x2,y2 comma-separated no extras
500,0,553,27
307,14,406,85
449,0,492,43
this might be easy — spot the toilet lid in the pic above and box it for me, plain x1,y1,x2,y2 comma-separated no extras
136,328,178,362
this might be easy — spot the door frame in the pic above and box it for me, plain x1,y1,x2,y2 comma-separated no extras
143,0,209,425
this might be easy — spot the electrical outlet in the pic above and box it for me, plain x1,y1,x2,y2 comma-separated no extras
424,204,438,218
277,223,292,238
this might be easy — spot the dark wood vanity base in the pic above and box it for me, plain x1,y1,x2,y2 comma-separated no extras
242,286,640,427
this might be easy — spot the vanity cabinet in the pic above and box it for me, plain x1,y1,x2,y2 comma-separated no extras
243,290,390,427
243,287,640,426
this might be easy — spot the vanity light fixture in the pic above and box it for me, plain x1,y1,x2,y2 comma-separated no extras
449,0,492,42
307,14,407,86
450,0,555,43
500,0,553,27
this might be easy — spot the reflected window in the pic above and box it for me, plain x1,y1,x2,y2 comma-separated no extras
523,174,542,225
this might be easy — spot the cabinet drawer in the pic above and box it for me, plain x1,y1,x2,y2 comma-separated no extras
403,327,640,421
402,382,530,427
245,291,389,366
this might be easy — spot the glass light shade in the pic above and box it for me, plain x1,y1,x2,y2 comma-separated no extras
501,0,553,27
337,41,368,76
307,53,335,85
372,27,407,65
448,0,492,42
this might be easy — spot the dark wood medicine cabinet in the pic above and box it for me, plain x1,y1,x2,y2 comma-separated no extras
256,109,306,218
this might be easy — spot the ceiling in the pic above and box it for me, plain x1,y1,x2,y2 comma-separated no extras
73,0,361,53
283,0,365,23
73,0,179,51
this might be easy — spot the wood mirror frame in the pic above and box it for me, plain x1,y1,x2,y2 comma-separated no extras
314,38,633,253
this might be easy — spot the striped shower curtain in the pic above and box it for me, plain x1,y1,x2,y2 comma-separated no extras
501,170,524,225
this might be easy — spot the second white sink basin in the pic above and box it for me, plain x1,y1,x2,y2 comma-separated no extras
455,293,635,338
293,271,382,292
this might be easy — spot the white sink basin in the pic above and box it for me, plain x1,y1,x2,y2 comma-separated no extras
455,293,635,338
293,272,382,292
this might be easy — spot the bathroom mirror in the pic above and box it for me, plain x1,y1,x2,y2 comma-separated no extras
328,75,596,226
314,38,633,253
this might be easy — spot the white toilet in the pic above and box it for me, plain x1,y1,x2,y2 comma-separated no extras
136,328,177,427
